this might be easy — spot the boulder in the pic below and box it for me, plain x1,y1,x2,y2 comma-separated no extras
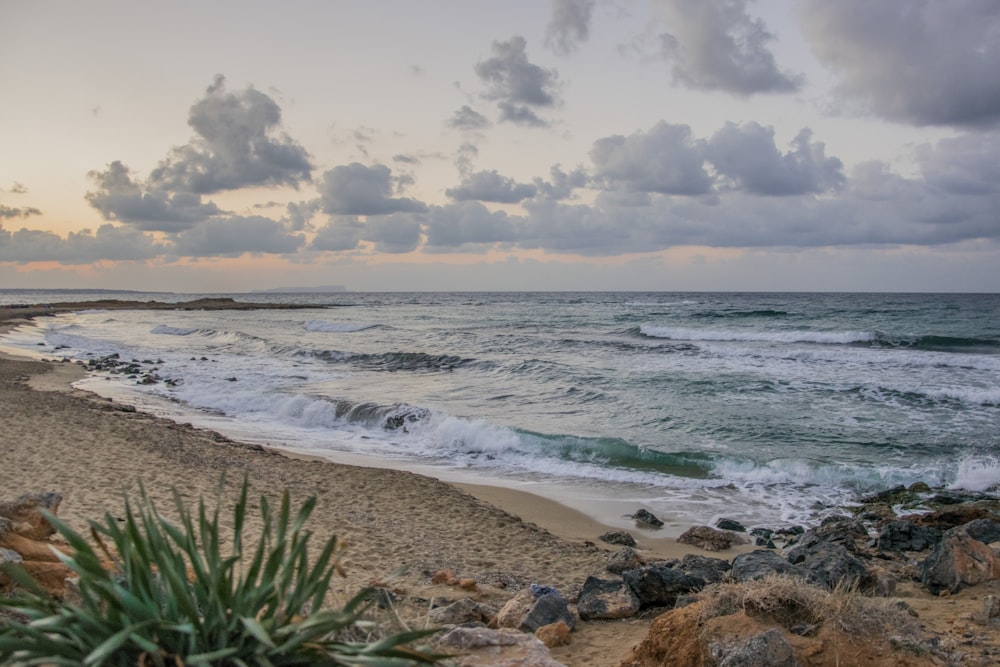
623,564,703,608
731,550,806,583
433,627,567,667
600,530,637,547
675,554,731,586
920,532,1000,595
715,518,746,532
914,506,991,531
577,576,641,620
631,509,664,528
972,595,1000,625
677,525,743,552
710,628,798,667
0,492,62,539
496,588,536,629
785,537,872,591
428,598,495,626
521,593,576,633
606,546,646,575
804,515,868,553
960,518,1000,545
877,520,942,552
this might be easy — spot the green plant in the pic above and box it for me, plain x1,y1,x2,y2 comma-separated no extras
0,480,443,666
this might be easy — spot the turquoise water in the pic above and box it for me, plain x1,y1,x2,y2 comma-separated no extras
3,291,998,529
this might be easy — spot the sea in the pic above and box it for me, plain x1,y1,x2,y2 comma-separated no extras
2,290,998,534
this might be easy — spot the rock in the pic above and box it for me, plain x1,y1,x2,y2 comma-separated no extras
458,578,477,590
731,550,806,583
873,568,897,597
861,485,908,504
915,506,991,531
675,554,731,586
433,627,568,667
806,515,868,552
600,530,637,547
623,564,703,608
959,518,1000,545
496,589,536,629
631,509,664,528
428,598,495,626
710,628,797,667
877,520,942,552
920,532,1000,595
431,569,458,585
785,537,872,591
908,482,932,493
521,593,576,633
0,492,62,539
0,547,24,591
606,546,646,575
716,518,746,532
535,621,572,648
972,595,1000,625
577,576,641,620
677,525,743,552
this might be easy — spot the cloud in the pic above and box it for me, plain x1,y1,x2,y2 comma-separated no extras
705,122,845,195
148,75,312,193
475,36,561,126
446,170,538,203
447,105,491,131
319,163,427,216
455,142,479,177
918,133,1000,196
590,121,713,195
532,164,589,200
5,182,28,194
423,201,516,250
170,216,304,257
545,0,595,55
0,223,163,263
656,0,802,95
364,213,423,253
284,199,322,231
0,205,42,219
86,161,221,232
800,0,1000,126
310,217,364,252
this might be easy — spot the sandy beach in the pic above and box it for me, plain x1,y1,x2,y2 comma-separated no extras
4,305,1000,665
0,336,707,664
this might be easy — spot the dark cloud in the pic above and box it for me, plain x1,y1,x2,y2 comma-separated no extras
800,0,1000,126
319,163,427,216
171,216,304,257
447,105,491,131
590,122,713,195
0,223,163,263
446,170,538,203
285,199,322,231
393,154,421,165
657,0,802,95
918,133,1000,196
148,75,312,193
423,202,516,250
86,161,221,232
475,36,561,126
705,123,845,195
545,0,595,55
310,218,364,252
364,214,423,253
0,205,42,219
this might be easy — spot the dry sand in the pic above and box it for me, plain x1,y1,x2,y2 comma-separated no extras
3,306,999,665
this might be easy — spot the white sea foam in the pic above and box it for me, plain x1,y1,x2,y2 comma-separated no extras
151,325,200,336
950,456,1000,492
640,325,876,345
304,320,375,333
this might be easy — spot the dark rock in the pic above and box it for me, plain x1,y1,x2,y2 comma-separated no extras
749,528,773,539
577,576,640,620
623,564,703,607
521,593,576,632
809,515,868,551
920,532,1000,595
600,530,637,547
606,546,646,575
675,554,731,586
786,537,872,591
861,485,907,504
677,525,743,552
930,493,965,505
711,628,797,667
755,537,777,549
960,518,1000,545
877,520,942,552
715,518,746,532
731,550,806,583
915,506,992,531
631,509,664,528
908,482,932,494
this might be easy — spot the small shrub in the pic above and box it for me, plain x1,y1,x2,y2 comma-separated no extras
0,479,443,666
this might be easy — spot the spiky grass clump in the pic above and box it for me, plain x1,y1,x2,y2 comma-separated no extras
0,480,442,666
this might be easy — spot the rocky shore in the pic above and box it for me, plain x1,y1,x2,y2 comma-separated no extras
2,329,1000,664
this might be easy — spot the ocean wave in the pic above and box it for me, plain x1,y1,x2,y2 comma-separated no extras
638,325,875,345
873,333,1000,355
303,320,377,333
950,456,1000,492
150,325,200,336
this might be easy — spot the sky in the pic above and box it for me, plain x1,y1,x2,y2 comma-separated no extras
1,0,999,293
